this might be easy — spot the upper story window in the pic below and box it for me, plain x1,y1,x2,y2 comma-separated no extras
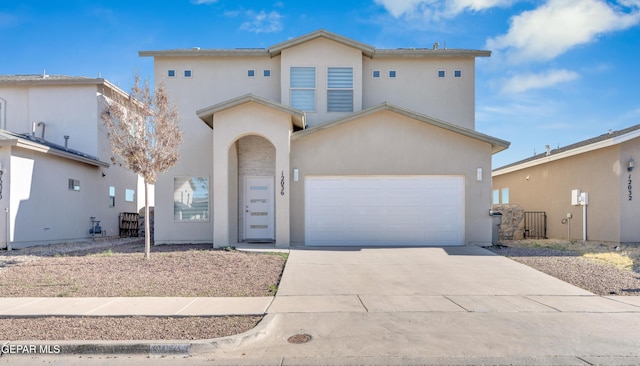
167,69,176,78
184,69,192,78
372,70,381,78
438,70,446,78
388,70,397,78
290,67,316,112
248,69,255,78
263,69,271,77
327,67,353,112
454,70,462,78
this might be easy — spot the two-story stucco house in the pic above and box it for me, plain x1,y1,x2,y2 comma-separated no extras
0,75,141,248
140,30,509,248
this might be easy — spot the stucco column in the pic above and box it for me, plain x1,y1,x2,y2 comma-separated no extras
212,131,230,248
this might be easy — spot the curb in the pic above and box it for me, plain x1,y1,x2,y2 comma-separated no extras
1,314,277,357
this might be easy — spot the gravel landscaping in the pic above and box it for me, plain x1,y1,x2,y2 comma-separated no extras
1,237,639,341
486,240,640,296
0,238,285,340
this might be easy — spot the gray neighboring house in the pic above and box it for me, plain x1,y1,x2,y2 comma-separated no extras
492,124,640,244
0,75,142,248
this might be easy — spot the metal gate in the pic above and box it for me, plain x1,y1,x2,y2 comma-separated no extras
524,211,547,239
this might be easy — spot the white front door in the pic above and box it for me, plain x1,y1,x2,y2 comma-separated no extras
245,176,275,241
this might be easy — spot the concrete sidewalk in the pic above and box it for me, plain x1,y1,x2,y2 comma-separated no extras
2,246,640,365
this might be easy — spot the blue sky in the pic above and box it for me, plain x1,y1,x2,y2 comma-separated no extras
2,0,639,168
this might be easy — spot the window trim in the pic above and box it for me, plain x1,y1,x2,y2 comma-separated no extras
454,69,462,78
437,70,446,78
183,69,192,78
372,70,381,78
248,69,256,78
167,69,176,78
263,69,271,78
388,70,397,78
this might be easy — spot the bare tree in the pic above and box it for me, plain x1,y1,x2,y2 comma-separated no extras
102,75,183,259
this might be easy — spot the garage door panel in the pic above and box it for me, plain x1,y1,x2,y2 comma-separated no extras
306,176,464,246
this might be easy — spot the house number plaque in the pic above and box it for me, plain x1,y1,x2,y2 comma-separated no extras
629,174,633,201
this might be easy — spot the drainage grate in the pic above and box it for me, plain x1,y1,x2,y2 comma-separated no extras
287,334,312,344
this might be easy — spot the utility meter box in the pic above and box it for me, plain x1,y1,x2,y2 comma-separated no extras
571,189,580,206
580,192,588,205
571,189,588,206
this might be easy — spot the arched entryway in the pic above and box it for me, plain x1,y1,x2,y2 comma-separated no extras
234,135,276,242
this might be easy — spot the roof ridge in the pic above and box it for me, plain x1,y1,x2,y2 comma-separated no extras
495,123,640,171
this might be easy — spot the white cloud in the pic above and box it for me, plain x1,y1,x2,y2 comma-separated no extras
374,0,424,18
447,0,514,15
501,69,580,93
240,10,283,33
191,0,219,4
486,0,640,63
374,0,513,19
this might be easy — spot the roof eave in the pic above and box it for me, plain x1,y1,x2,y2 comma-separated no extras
373,49,491,58
196,94,306,129
268,29,375,58
0,138,109,167
493,128,640,176
138,49,270,58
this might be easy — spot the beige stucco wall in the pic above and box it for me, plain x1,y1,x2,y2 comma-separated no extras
155,56,281,112
290,110,494,245
280,37,363,127
492,145,630,242
363,57,476,130
212,102,292,248
620,139,640,243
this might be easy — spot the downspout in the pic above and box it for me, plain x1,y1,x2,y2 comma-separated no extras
37,121,46,140
5,208,10,251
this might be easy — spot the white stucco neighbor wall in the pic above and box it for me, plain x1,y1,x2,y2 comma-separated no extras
0,79,144,247
4,148,137,248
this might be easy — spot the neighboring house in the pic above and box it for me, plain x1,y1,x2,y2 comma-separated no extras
0,75,142,248
140,29,509,248
492,124,640,244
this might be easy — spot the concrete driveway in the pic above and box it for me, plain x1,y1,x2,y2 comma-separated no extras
268,245,598,314
202,246,640,364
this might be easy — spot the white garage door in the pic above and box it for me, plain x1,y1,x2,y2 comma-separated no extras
305,176,464,246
